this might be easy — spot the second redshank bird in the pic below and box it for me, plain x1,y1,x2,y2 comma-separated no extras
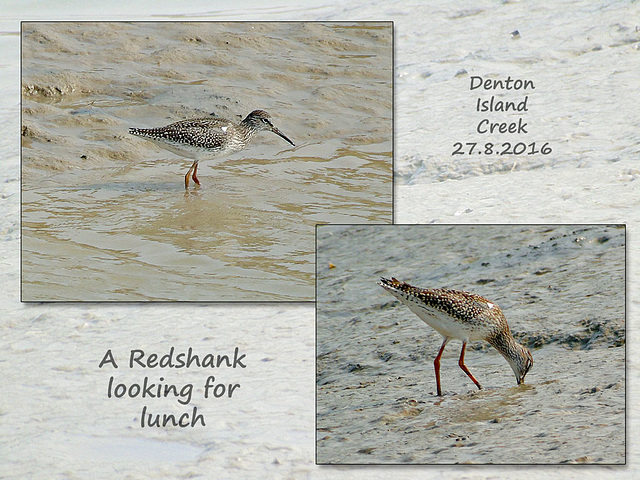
378,277,533,396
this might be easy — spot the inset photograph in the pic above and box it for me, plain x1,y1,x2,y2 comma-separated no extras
316,224,625,464
21,21,393,301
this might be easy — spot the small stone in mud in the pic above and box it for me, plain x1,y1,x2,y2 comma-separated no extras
575,456,593,463
580,386,601,394
357,447,375,454
347,363,364,372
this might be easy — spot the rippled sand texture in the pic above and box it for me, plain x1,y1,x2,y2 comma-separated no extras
21,22,392,301
317,224,625,464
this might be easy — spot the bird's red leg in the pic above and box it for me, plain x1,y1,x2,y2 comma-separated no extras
192,161,200,185
458,342,483,390
434,338,449,396
185,161,198,189
185,166,193,189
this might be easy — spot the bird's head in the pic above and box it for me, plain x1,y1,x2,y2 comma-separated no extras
245,110,295,146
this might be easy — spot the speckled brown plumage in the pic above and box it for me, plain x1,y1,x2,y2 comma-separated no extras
378,277,533,396
129,110,294,188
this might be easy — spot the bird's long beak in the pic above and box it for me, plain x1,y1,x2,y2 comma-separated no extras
271,126,295,146
517,363,532,385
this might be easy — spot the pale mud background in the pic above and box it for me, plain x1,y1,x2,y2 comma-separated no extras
317,224,625,464
21,21,392,302
1,1,638,480
395,1,640,228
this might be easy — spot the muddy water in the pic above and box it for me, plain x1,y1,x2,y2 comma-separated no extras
21,22,392,301
316,224,625,464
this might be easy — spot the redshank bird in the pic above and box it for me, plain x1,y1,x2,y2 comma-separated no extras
378,277,533,396
129,110,295,188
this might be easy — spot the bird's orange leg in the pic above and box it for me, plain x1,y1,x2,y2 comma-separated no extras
458,342,483,390
192,161,200,185
434,338,449,396
185,160,199,189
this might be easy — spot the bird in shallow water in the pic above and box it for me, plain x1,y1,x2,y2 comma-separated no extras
129,109,295,188
378,277,533,396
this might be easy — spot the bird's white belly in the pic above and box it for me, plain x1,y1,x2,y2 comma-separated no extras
404,301,486,342
145,137,228,161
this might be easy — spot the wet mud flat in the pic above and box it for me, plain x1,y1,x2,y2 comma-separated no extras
316,224,625,464
20,21,393,301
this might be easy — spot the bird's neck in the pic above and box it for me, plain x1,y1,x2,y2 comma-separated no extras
487,329,523,363
238,122,260,143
